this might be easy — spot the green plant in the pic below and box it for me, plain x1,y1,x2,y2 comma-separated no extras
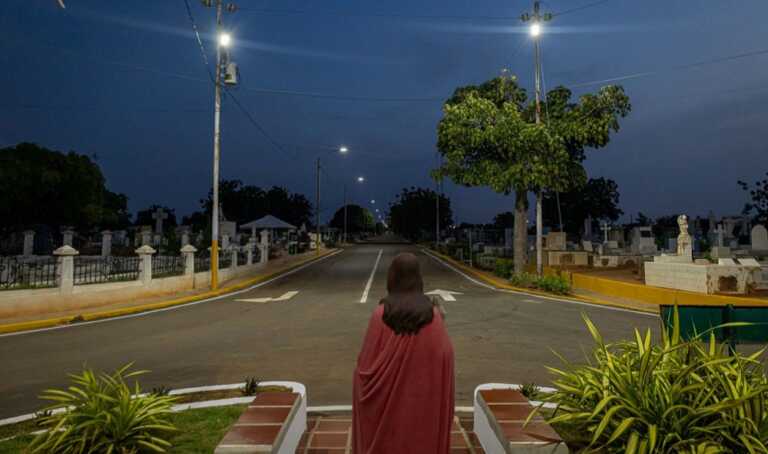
535,275,570,295
29,363,177,453
520,382,541,400
509,272,536,288
151,385,172,397
536,309,768,453
241,377,260,396
33,410,52,428
494,258,515,279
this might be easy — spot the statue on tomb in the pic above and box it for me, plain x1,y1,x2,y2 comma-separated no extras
677,214,692,256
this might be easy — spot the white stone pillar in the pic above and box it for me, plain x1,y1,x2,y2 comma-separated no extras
181,244,197,275
231,247,239,269
135,245,156,285
62,228,75,247
259,230,270,265
222,233,230,250
101,230,112,257
23,230,35,256
247,239,255,265
54,245,78,294
180,227,191,247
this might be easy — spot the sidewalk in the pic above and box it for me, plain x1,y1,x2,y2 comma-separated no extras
0,249,339,334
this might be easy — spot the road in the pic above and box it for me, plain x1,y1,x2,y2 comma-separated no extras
0,244,659,418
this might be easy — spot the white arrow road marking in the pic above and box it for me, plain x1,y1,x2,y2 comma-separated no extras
236,291,299,304
360,249,383,303
425,289,463,302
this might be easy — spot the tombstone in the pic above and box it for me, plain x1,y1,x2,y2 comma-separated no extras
153,233,162,247
140,226,152,246
504,228,513,250
600,222,611,244
101,230,112,257
606,240,619,250
713,224,726,247
23,230,35,256
152,207,169,235
114,230,127,247
544,232,566,251
582,240,593,252
221,233,230,250
751,225,768,251
61,227,75,247
630,226,657,254
180,227,191,247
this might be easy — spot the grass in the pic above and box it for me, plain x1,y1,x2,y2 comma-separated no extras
0,405,247,454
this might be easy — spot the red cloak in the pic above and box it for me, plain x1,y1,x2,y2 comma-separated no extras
352,305,455,454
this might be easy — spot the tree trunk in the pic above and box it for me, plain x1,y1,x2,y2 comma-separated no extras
513,190,528,275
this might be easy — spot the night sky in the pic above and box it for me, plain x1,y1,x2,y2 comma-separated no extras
2,0,768,224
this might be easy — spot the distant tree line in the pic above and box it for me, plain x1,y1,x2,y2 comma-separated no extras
388,187,453,241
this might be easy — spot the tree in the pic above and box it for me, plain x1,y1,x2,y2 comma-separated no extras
542,177,623,236
434,75,630,273
329,204,375,234
195,180,313,229
388,187,453,241
0,142,130,234
492,211,515,229
738,173,768,225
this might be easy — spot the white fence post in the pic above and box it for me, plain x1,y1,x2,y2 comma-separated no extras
135,245,156,285
181,245,197,275
53,245,78,294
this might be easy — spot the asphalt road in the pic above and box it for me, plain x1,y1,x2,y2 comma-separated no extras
0,244,660,418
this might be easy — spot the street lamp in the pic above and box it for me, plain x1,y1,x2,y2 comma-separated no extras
316,146,351,254
529,22,541,38
219,32,232,47
357,176,365,183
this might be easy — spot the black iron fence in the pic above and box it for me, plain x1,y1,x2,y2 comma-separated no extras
73,256,140,285
219,253,232,269
0,256,58,290
195,256,211,272
152,255,184,277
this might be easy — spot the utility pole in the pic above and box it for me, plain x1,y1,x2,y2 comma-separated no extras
343,184,348,244
522,0,551,276
435,153,442,245
210,0,224,289
316,157,321,255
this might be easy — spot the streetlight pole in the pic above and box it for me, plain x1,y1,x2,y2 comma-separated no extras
343,184,347,244
316,157,321,256
210,0,224,289
522,0,551,276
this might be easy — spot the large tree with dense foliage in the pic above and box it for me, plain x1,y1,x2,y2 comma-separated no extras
738,173,768,225
329,204,375,234
388,187,453,242
434,75,630,273
543,177,623,236
0,142,130,234
195,180,313,229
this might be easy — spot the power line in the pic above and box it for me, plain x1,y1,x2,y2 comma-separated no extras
237,7,521,22
570,47,768,88
552,0,615,17
223,88,298,159
239,86,444,102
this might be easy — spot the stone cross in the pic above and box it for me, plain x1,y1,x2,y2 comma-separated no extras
714,224,726,247
152,207,168,235
600,222,611,244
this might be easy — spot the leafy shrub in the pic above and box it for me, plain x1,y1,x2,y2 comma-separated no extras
535,275,570,295
241,377,260,396
509,273,570,295
519,382,541,401
537,310,768,453
29,363,177,453
494,259,515,279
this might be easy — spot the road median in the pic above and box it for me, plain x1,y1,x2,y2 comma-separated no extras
0,249,341,335
423,248,659,314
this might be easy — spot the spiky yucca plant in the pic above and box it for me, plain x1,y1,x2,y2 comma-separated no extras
537,309,768,453
29,363,177,453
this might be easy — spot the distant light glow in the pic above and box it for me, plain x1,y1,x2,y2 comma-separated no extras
357,176,365,183
339,146,349,153
219,33,232,47
530,22,541,37
370,200,376,204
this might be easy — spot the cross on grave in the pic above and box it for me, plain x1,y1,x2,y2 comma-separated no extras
152,207,169,235
714,224,726,247
600,222,611,244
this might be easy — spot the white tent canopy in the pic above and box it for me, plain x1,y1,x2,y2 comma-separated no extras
240,215,297,232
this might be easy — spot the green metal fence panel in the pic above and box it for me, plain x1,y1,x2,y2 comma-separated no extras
661,306,726,342
661,305,768,344
731,307,768,343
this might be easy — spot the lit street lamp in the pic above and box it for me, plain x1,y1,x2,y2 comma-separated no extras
316,146,352,254
343,175,366,244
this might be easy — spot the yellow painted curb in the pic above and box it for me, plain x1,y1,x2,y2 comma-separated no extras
424,248,659,314
0,249,340,335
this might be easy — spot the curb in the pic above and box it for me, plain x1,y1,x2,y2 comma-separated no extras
423,248,659,314
0,250,341,335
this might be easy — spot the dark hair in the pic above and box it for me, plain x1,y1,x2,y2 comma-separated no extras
380,253,434,335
